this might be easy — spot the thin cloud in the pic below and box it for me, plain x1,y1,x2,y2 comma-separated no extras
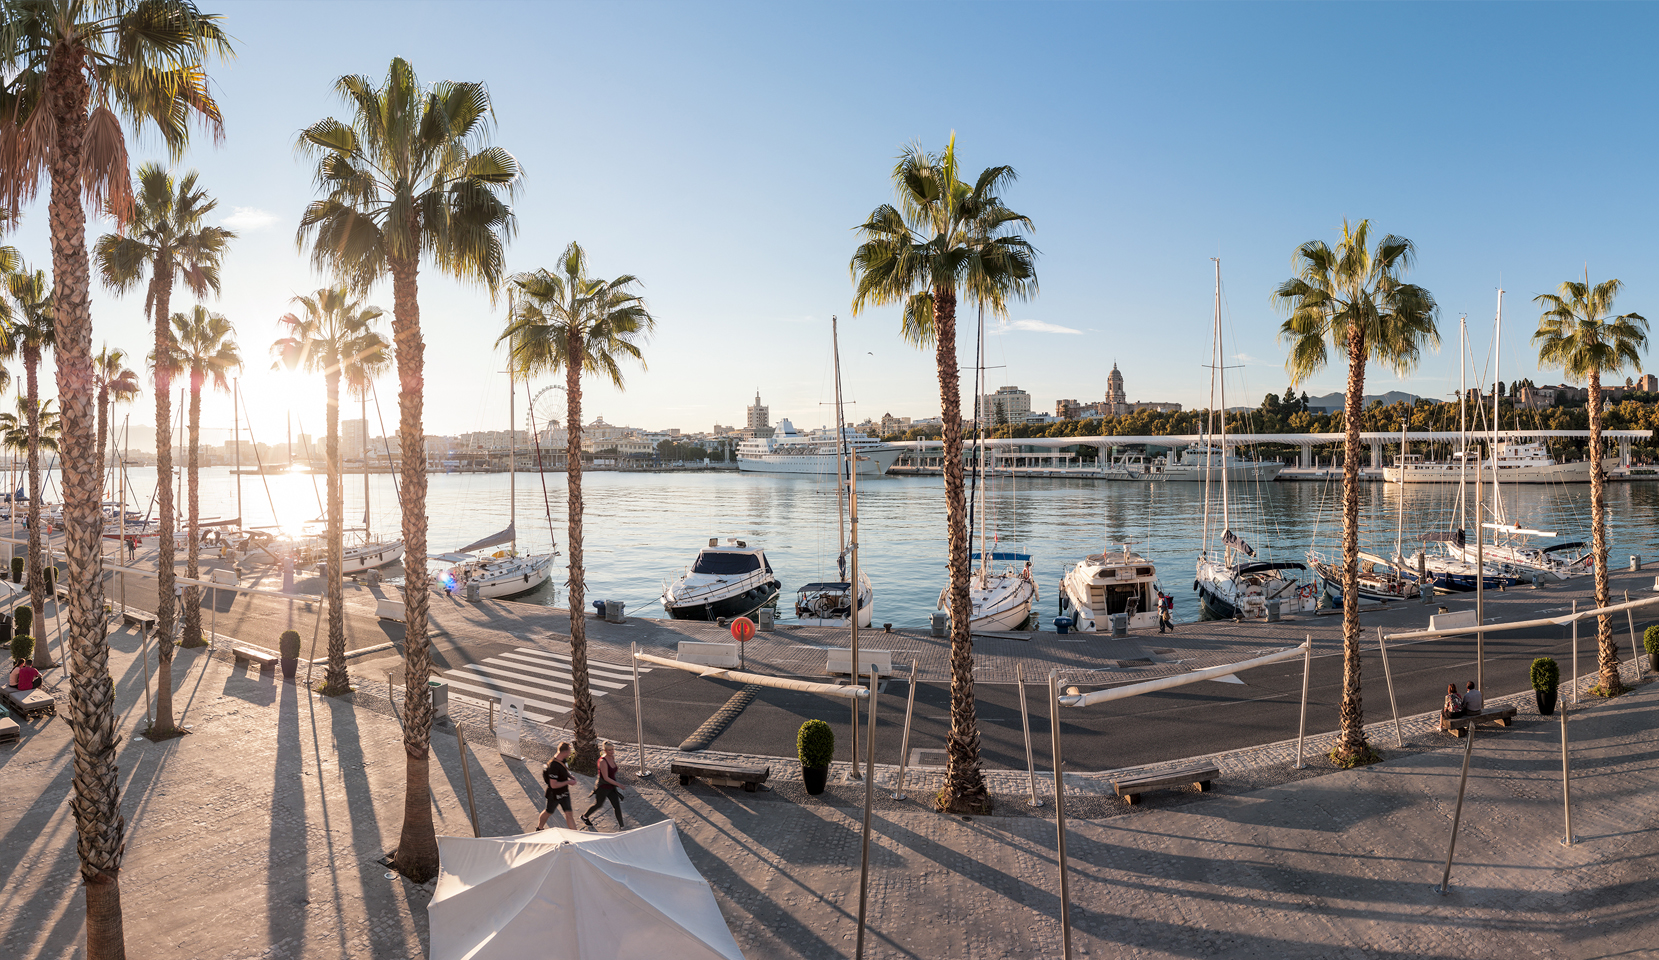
992,318,1083,335
222,206,277,230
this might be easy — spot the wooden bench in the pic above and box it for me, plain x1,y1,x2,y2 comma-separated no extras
121,609,157,632
0,712,19,743
1112,764,1220,805
1,685,56,720
670,759,771,792
1446,705,1518,737
232,647,280,673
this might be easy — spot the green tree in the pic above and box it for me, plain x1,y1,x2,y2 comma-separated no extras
1533,274,1647,697
95,164,234,718
0,3,231,955
0,264,56,665
0,395,60,453
500,244,653,772
850,135,1037,813
272,284,390,694
159,306,240,647
296,57,519,882
1275,219,1438,766
93,346,141,482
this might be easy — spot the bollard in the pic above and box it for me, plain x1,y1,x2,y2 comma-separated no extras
1266,599,1281,623
1632,556,1643,573
930,611,948,638
1110,613,1127,637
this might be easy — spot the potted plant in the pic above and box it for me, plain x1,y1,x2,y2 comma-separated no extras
10,556,21,583
15,605,33,639
279,629,302,681
797,719,834,795
10,633,33,666
1532,656,1560,716
1645,625,1659,673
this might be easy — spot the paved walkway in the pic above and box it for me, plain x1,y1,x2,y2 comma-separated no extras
2,607,1657,958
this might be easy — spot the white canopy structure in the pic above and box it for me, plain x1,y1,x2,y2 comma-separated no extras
429,820,744,960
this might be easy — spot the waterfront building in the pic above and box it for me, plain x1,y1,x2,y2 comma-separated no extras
1106,364,1127,415
342,418,367,459
745,392,774,438
977,385,1031,422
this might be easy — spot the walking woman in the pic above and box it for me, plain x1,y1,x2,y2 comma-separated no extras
582,741,626,830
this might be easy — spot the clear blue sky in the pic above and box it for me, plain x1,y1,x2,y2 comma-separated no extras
7,1,1658,444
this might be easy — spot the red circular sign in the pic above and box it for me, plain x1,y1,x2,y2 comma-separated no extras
730,617,756,643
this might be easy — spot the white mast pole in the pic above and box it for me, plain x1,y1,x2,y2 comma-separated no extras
362,390,371,536
1492,289,1504,525
509,365,517,551
1457,318,1466,531
1215,259,1230,550
832,318,847,556
977,303,989,583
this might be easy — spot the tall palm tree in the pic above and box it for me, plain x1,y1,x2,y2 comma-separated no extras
93,346,141,482
1533,274,1647,698
2,264,56,666
296,56,518,882
1275,219,1439,765
95,165,234,692
272,284,389,694
499,244,653,773
0,395,60,453
160,306,239,648
850,135,1037,814
0,5,230,953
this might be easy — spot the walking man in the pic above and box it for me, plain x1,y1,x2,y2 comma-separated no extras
537,742,579,830
1158,592,1175,633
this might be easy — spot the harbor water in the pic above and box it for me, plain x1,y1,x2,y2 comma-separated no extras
80,466,1659,627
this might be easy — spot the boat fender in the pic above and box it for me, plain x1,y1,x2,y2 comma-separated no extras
1193,580,1200,592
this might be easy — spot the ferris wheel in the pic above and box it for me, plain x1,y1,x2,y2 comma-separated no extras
526,384,566,437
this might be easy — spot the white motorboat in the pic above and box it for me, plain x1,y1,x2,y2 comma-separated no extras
663,538,782,620
795,573,873,627
737,420,902,476
1059,545,1160,633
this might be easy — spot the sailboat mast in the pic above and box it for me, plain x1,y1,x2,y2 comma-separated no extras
233,377,242,526
1491,289,1504,524
1214,259,1230,552
362,390,371,536
509,366,517,550
831,317,847,555
976,303,990,581
1456,318,1466,531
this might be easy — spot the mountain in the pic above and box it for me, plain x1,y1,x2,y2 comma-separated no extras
1306,391,1434,412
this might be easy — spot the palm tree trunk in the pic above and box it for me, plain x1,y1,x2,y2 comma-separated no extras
47,48,126,960
152,266,177,734
323,365,348,694
389,253,437,882
1335,325,1370,763
933,285,988,814
181,376,202,646
1587,370,1621,695
24,348,49,669
566,334,597,775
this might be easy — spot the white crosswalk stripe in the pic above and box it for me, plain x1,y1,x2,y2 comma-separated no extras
439,647,648,723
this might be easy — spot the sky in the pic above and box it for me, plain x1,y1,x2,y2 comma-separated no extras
5,1,1659,448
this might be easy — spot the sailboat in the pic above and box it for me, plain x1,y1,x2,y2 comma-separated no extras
940,304,1036,633
1307,419,1420,604
432,371,558,601
795,317,873,627
1193,259,1317,620
327,390,405,573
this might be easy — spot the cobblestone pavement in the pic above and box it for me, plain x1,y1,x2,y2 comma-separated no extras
1,614,1656,958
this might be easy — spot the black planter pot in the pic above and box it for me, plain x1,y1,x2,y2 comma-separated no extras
280,658,298,681
802,765,829,795
1649,651,1659,673
1536,686,1558,716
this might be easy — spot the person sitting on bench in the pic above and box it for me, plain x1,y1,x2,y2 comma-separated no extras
1440,682,1464,731
1462,681,1483,714
8,658,40,691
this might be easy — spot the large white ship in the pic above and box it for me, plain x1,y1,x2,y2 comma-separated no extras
1382,442,1614,484
1149,442,1285,483
736,419,901,476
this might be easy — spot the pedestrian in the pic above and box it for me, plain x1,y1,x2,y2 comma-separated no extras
537,742,579,831
581,741,627,831
1440,682,1464,732
1158,592,1175,634
126,537,137,562
1463,680,1483,714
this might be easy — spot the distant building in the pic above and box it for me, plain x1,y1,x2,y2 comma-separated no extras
879,412,911,435
977,385,1031,423
1106,364,1127,415
341,418,367,459
745,392,774,438
1640,373,1659,393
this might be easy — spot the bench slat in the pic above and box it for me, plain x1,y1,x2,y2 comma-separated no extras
1113,765,1220,803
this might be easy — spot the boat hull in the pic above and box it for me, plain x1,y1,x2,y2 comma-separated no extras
1155,462,1285,483
738,447,900,476
665,581,781,621
1384,456,1617,484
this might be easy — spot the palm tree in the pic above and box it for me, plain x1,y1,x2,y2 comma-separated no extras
160,306,239,648
1,264,56,666
93,346,141,482
499,244,653,773
272,284,389,694
1274,219,1439,766
1533,274,1647,697
95,164,235,686
0,395,61,453
0,5,230,953
850,136,1037,814
296,57,518,882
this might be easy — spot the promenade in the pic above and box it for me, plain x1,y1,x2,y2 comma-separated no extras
1,593,1656,957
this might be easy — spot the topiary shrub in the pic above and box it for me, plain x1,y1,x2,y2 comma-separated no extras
9,556,21,583
16,605,33,637
1645,625,1659,656
10,633,32,665
279,629,302,660
797,719,834,768
1531,656,1560,691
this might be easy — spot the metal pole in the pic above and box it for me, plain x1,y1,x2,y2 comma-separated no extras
455,721,481,837
489,698,495,734
1017,663,1041,806
1048,670,1072,960
1625,590,1643,681
854,663,879,960
632,642,651,777
1294,636,1312,768
1435,722,1476,895
1377,629,1403,748
1572,600,1579,705
1475,477,1485,693
138,610,153,729
891,659,917,801
1560,698,1575,846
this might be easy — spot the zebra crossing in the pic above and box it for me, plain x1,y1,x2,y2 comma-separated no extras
438,647,649,723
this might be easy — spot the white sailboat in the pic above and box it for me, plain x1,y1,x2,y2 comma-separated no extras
940,304,1036,633
795,317,873,628
333,391,405,573
433,371,557,601
1193,259,1317,620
